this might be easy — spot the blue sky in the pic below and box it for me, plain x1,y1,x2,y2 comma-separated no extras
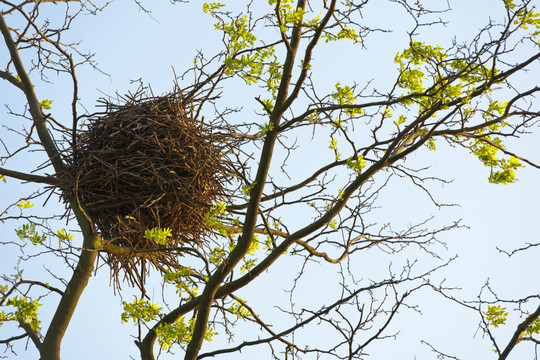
1,1,540,359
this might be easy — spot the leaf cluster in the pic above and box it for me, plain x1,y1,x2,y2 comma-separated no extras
1,294,42,332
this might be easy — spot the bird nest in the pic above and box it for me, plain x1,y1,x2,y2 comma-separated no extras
65,89,236,288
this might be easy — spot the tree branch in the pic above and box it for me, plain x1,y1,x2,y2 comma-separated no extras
0,166,60,185
17,319,41,348
0,69,24,91
0,333,27,344
0,13,64,174
499,303,540,360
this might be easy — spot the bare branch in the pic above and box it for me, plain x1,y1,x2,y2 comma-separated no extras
0,165,59,185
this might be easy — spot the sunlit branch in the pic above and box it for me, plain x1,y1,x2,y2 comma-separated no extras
14,280,64,296
282,0,337,109
462,134,540,169
221,225,288,238
181,2,310,356
293,238,351,263
228,294,299,349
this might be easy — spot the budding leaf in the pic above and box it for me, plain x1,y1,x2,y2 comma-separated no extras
40,99,53,110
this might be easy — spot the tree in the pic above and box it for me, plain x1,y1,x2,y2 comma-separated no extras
1,0,540,359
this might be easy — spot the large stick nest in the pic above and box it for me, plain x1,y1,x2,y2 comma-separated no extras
65,90,237,288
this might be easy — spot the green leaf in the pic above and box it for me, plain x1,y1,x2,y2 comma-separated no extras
345,155,367,173
40,99,53,110
6,296,42,331
202,1,225,14
56,228,73,242
258,121,275,137
426,137,436,151
209,246,228,265
15,200,33,209
143,227,173,246
488,156,523,185
228,298,251,319
504,0,515,10
328,218,338,231
163,268,198,297
469,132,523,184
240,182,256,200
155,317,217,350
121,299,162,324
485,305,508,328
56,228,74,247
393,114,406,131
15,223,46,245
524,317,540,337
329,137,338,151
204,201,232,235
331,82,362,116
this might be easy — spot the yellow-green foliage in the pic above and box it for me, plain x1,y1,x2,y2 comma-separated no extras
143,227,173,246
121,299,162,324
121,298,217,351
394,41,499,111
204,2,281,89
345,156,366,173
523,317,540,338
163,268,198,298
56,228,73,242
228,298,251,319
15,200,33,209
1,295,42,331
204,201,231,235
469,135,523,185
155,317,217,350
15,223,46,245
485,305,540,343
39,99,53,110
485,305,508,328
331,83,363,117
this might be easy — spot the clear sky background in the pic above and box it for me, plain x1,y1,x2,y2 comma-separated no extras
1,1,540,359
